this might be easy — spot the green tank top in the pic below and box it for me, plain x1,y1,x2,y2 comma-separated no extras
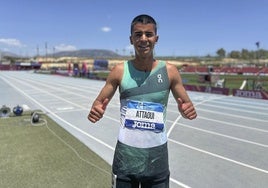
120,60,170,103
118,60,170,148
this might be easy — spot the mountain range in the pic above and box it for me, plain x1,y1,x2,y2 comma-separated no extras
51,49,122,58
0,49,122,59
0,50,20,58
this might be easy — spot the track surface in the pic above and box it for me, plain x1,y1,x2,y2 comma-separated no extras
1,71,267,188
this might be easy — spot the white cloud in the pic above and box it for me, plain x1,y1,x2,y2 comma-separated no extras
54,44,77,51
101,27,111,32
0,38,24,47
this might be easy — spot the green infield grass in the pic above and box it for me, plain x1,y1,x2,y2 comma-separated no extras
94,71,268,92
0,111,111,188
181,73,268,92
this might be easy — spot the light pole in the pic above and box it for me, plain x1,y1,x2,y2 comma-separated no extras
36,45,39,58
45,42,48,63
255,41,260,62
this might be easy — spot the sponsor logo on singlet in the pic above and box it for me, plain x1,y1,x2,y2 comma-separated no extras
157,73,163,83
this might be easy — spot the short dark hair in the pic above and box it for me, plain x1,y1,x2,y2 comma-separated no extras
130,14,157,34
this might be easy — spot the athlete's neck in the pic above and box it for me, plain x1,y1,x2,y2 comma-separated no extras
132,58,157,72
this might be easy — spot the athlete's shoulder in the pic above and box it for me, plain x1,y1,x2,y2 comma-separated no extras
108,62,124,82
163,61,181,81
162,61,177,71
110,62,124,72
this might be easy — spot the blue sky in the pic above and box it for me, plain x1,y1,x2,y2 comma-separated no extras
0,0,267,57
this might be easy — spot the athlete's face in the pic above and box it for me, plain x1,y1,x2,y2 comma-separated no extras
130,23,158,58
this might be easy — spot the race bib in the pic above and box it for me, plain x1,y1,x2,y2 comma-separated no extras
124,100,164,132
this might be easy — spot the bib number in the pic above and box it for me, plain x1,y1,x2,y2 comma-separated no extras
124,100,164,132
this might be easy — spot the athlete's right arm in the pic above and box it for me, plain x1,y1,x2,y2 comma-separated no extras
88,64,123,123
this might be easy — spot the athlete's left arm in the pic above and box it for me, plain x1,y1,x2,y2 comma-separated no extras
167,63,197,120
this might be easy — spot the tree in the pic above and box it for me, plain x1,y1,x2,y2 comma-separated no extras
241,49,250,59
258,49,268,59
229,51,241,58
216,48,226,58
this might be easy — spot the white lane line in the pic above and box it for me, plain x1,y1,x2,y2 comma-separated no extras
167,115,182,138
197,116,268,133
168,104,268,123
169,138,268,174
196,108,268,122
56,107,74,111
178,122,268,148
204,99,268,110
11,73,103,97
167,97,225,138
201,103,268,115
215,96,268,107
54,108,86,114
170,178,192,188
11,74,121,109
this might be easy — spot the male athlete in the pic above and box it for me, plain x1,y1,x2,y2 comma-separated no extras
88,14,197,188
